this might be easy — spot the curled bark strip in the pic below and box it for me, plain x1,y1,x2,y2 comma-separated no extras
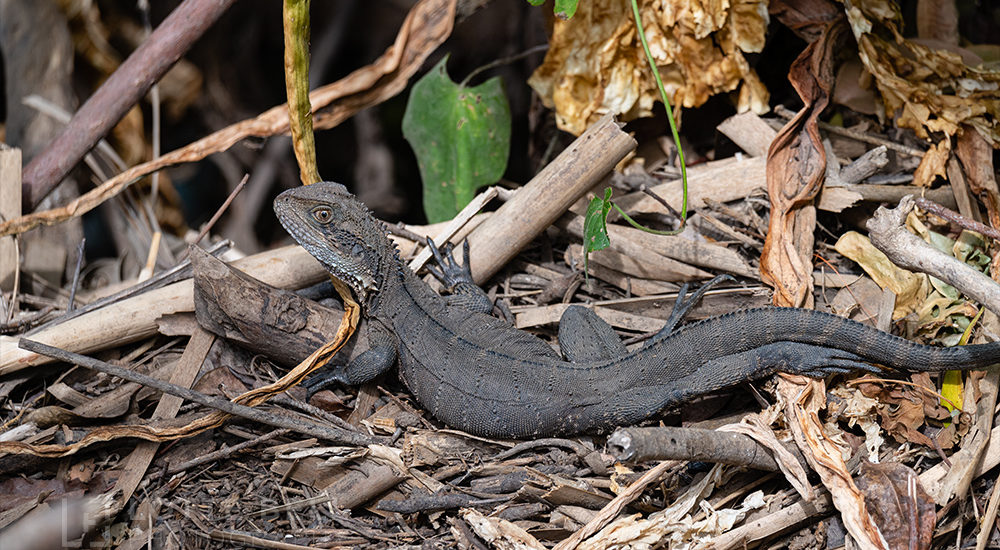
0,0,457,237
868,196,1000,317
760,18,846,307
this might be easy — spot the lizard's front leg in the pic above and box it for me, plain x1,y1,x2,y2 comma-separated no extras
303,321,398,394
425,238,494,315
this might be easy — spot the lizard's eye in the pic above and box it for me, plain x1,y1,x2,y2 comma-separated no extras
311,207,333,224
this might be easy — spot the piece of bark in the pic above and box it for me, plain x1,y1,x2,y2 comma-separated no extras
946,157,981,221
614,156,767,215
838,145,888,184
564,245,677,296
465,114,636,283
818,183,957,212
565,241,695,283
0,245,328,373
716,112,777,157
515,304,664,333
191,247,362,367
867,196,1000,316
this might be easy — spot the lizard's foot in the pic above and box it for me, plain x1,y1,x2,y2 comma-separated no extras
303,366,351,399
764,343,880,377
658,274,737,335
426,238,493,315
426,238,475,290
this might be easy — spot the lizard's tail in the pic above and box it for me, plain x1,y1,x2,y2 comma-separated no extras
776,308,1000,372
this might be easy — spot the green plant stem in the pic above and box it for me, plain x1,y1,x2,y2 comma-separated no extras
629,0,687,224
612,204,681,236
283,0,321,185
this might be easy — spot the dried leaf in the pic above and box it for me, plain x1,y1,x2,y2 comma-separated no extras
778,376,889,549
760,19,845,307
912,138,950,187
854,461,936,550
847,1,1000,144
527,0,770,135
834,231,929,318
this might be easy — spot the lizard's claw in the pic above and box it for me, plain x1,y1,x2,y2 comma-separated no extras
302,366,351,400
426,238,475,290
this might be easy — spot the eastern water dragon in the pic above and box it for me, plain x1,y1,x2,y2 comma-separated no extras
274,182,1000,438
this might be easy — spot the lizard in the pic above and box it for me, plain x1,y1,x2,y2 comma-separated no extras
274,182,1000,439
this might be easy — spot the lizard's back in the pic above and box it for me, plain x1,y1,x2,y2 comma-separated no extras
388,276,1000,437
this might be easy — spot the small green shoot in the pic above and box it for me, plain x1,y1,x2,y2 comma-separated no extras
581,0,691,278
583,189,613,277
526,0,579,20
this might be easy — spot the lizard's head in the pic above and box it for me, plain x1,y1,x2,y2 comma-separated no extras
274,182,393,302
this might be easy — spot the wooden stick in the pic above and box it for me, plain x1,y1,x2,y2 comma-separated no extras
0,146,20,292
21,0,239,209
408,186,498,272
465,114,636,283
0,245,327,373
18,338,375,446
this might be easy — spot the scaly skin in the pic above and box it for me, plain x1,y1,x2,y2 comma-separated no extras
274,182,1000,438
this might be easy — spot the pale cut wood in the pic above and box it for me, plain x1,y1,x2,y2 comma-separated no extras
818,183,958,212
408,186,498,271
559,214,755,279
716,112,777,157
614,155,767,215
516,303,662,332
564,244,677,296
0,245,327,373
465,114,636,283
0,146,20,292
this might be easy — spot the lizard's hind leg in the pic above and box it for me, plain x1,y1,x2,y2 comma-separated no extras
558,306,628,362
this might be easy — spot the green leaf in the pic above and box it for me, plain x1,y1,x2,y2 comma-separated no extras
525,0,545,5
402,56,511,223
582,188,613,278
553,0,579,19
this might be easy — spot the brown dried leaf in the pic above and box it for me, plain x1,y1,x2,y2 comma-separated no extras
912,138,951,187
761,20,846,307
854,461,936,550
528,0,770,135
778,375,889,549
833,231,929,318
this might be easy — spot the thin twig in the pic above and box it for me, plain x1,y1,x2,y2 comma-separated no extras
19,338,378,446
914,196,1000,243
0,306,55,335
166,428,292,475
67,238,86,312
774,105,925,158
178,174,249,261
460,44,548,87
